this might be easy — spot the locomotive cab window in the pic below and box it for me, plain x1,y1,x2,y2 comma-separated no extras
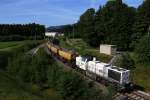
108,69,121,82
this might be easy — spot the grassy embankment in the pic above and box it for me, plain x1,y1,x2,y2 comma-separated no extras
0,40,43,69
59,38,150,92
0,40,43,51
59,38,112,63
130,53,150,91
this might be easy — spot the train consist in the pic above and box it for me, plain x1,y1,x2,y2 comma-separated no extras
47,42,77,62
46,42,132,91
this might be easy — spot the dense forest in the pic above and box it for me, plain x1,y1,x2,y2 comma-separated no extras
61,0,150,52
0,23,45,41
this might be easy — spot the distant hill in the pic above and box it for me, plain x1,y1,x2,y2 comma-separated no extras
46,24,73,33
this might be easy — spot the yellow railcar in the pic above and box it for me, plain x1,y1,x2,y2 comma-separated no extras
47,43,52,49
58,49,75,61
51,46,59,54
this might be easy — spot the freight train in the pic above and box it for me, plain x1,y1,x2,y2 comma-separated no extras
46,42,133,91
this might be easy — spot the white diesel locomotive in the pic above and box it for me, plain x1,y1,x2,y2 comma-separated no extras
76,56,131,90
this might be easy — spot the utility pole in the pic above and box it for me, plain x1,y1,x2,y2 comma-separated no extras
34,16,36,41
73,24,74,40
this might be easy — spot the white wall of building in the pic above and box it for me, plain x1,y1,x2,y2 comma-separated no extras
45,32,57,37
45,32,64,37
100,44,117,55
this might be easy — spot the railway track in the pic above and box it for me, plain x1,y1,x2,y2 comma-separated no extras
115,90,150,100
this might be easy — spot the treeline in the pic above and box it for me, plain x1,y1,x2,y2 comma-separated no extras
0,23,45,41
7,49,112,100
64,0,150,51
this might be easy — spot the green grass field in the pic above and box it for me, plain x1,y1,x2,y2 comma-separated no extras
0,41,23,52
0,40,43,52
0,41,22,49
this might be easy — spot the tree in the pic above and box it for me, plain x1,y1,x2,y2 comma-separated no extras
131,0,150,49
95,0,136,50
135,34,150,63
133,0,150,34
94,6,106,45
76,0,136,49
0,23,45,41
112,52,135,69
78,8,96,46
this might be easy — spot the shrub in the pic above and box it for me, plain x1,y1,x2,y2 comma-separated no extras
135,35,150,63
112,52,135,69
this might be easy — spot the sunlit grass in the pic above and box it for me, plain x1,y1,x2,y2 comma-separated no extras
130,52,150,91
59,38,112,63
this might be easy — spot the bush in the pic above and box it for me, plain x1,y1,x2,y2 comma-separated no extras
0,51,11,69
8,49,49,84
135,35,150,63
112,52,135,69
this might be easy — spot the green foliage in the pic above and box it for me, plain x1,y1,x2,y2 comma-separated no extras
8,47,107,100
47,62,63,88
0,40,43,69
105,86,117,100
0,23,45,41
112,52,135,69
131,62,150,91
50,0,149,52
54,71,103,100
78,8,97,46
0,41,21,49
0,70,43,100
7,48,50,85
135,35,150,63
69,0,136,49
133,0,150,35
47,62,104,100
131,0,150,49
59,38,112,63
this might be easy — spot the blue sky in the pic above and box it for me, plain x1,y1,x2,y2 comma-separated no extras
0,0,144,27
